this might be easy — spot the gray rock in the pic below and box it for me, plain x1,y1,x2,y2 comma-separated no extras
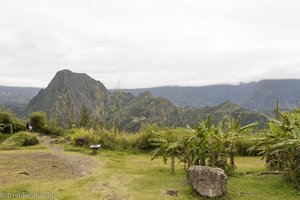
188,166,227,198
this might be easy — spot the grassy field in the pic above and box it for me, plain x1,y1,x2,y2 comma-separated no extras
0,145,300,200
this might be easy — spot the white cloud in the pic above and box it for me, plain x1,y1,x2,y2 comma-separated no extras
0,0,300,89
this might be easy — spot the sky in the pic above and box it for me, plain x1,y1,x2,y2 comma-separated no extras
0,0,300,89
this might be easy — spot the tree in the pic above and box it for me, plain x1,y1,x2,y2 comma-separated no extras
29,112,46,132
67,103,76,128
79,102,90,129
93,112,100,130
112,91,122,133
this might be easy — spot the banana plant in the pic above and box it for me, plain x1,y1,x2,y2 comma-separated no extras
249,108,300,188
149,131,180,174
224,113,258,168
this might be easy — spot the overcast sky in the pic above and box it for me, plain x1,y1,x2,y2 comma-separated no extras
0,0,300,89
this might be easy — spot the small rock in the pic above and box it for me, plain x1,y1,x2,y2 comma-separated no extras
166,188,178,196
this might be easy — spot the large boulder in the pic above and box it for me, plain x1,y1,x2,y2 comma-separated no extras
188,165,227,198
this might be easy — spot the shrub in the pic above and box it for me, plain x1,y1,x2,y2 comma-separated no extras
29,112,46,132
42,120,64,136
0,111,25,134
0,132,39,150
131,129,156,151
68,128,99,147
13,120,26,133
235,136,261,156
96,129,119,149
250,108,300,189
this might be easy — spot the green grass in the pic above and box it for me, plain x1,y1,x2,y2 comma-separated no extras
0,148,299,200
235,156,266,175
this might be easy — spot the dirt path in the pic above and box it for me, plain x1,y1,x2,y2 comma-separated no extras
0,136,97,186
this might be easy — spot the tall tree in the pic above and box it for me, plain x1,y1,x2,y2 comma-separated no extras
67,103,76,128
79,102,90,129
112,89,122,133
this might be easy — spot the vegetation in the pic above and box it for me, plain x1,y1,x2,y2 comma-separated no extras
0,108,25,134
0,132,39,150
29,111,46,132
249,107,300,189
149,114,257,175
67,125,159,151
79,102,90,129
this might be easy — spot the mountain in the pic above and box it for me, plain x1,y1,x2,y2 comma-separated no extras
26,70,110,123
25,70,268,131
179,101,268,128
0,86,40,116
120,91,181,131
123,79,300,113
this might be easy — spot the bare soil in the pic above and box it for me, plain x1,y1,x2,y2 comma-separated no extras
0,137,97,186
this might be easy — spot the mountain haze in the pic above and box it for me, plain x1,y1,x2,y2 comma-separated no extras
124,79,300,112
0,86,40,116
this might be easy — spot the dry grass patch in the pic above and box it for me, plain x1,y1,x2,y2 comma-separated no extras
0,150,97,186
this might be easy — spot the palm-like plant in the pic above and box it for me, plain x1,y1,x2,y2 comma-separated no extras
150,114,258,176
249,108,300,188
149,132,180,174
186,117,212,166
224,113,257,168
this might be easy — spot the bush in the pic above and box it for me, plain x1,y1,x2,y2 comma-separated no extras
0,111,25,134
235,136,261,156
68,128,100,147
96,129,118,149
13,120,26,133
0,132,39,150
42,120,64,136
29,111,47,132
65,126,191,152
131,129,156,151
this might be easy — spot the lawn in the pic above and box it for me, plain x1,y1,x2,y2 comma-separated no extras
0,147,299,200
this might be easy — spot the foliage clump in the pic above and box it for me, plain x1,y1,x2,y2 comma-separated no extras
0,109,25,134
29,111,47,132
0,132,39,150
249,107,300,189
149,114,257,175
29,111,63,135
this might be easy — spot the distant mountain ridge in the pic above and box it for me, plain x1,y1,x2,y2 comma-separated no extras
0,86,40,105
0,86,40,116
3,79,300,114
123,79,300,112
24,70,268,131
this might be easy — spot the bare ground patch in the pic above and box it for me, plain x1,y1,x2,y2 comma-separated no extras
0,151,97,186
